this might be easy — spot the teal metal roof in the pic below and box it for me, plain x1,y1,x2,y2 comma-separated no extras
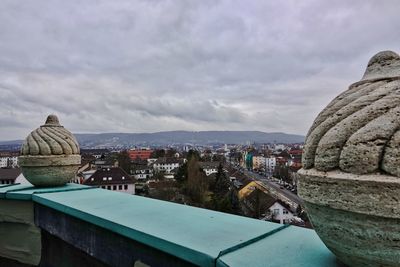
0,183,92,200
1,183,339,266
217,226,339,267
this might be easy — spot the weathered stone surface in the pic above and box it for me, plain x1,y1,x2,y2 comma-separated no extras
299,51,400,267
302,51,400,174
19,115,81,187
303,80,389,169
0,200,41,266
298,169,400,219
382,131,400,176
305,202,400,267
21,114,79,156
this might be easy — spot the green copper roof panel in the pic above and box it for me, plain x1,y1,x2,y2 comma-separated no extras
2,183,338,266
0,184,33,198
33,188,285,266
0,183,92,200
217,226,339,267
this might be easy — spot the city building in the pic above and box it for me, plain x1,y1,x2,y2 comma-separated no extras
199,162,220,176
132,166,153,181
0,155,18,168
128,148,153,161
84,167,135,194
267,200,295,224
153,157,182,174
0,168,21,185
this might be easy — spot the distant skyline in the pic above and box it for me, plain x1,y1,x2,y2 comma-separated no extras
1,1,400,140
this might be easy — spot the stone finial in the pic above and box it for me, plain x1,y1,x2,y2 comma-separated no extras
298,51,400,267
302,50,400,176
44,114,61,126
19,115,81,187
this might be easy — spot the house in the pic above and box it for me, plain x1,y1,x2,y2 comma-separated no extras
199,162,220,176
132,166,153,181
267,199,295,224
0,168,22,185
84,167,135,194
238,181,298,224
153,158,182,174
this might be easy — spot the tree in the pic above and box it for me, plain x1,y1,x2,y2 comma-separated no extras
212,164,230,197
150,149,165,158
165,148,178,158
187,149,200,160
185,157,208,205
153,171,165,181
117,150,131,174
209,164,233,213
175,162,188,184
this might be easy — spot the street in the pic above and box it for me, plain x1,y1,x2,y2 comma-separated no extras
228,162,303,205
243,169,303,204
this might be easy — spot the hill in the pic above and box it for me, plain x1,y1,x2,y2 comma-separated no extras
0,131,305,149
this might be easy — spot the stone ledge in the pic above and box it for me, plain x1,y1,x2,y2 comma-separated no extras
298,168,400,218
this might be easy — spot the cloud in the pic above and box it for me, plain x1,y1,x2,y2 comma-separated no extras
0,0,399,140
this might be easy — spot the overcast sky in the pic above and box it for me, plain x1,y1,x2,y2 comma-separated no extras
1,0,399,140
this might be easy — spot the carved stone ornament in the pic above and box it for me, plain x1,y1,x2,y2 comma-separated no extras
298,51,400,267
19,115,81,187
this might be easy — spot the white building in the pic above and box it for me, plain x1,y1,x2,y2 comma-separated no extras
133,167,153,181
153,158,181,174
199,162,220,176
265,157,276,175
268,201,295,224
0,156,18,168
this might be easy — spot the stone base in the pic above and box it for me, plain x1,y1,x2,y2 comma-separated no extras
305,202,400,267
21,165,79,187
298,168,400,267
19,155,80,187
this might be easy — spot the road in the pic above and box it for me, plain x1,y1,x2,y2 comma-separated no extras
228,163,303,205
243,169,303,205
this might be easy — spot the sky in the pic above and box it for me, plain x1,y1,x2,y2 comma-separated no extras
1,0,400,140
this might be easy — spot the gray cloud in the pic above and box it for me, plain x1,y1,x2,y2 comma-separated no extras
0,0,399,140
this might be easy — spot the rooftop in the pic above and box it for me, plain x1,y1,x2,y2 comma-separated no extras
0,182,342,266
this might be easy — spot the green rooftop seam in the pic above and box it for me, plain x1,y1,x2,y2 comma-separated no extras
216,224,290,260
0,183,21,188
5,186,96,200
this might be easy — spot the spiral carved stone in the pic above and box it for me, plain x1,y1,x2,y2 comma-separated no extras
298,51,400,267
303,51,400,176
21,114,80,156
19,115,81,187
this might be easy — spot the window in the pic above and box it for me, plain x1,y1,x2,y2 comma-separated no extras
107,186,111,190
108,177,112,180
124,185,128,190
103,177,106,181
113,185,117,190
91,178,94,181
101,186,105,189
119,185,122,190
273,209,280,215
122,176,125,180
283,209,288,214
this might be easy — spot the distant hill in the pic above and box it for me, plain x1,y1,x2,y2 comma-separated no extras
0,131,305,149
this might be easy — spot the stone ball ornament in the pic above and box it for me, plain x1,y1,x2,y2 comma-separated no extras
299,51,400,267
19,115,81,187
